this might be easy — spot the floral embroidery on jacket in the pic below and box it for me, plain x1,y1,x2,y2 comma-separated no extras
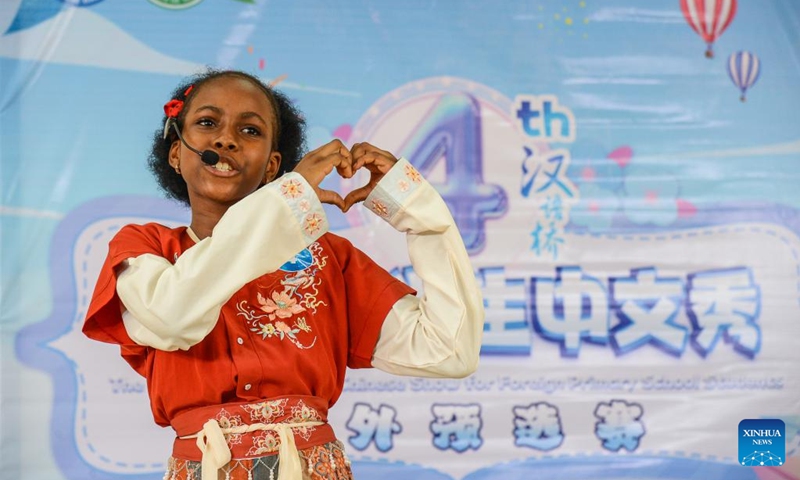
280,178,304,198
236,243,328,349
216,409,244,447
290,400,322,441
303,213,324,235
237,399,322,455
244,398,288,423
404,163,422,183
246,431,280,457
257,290,305,320
370,199,389,217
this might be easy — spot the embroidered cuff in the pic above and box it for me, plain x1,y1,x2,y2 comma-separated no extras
274,172,328,243
364,158,425,223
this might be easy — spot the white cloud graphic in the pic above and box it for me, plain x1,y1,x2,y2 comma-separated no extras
0,7,204,75
0,0,24,36
0,6,361,97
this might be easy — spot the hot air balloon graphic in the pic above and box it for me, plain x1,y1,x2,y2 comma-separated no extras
728,51,760,102
680,0,737,58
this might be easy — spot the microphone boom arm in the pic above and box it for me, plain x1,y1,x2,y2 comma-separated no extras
163,118,220,165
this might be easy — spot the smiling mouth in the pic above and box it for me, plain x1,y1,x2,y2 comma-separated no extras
212,161,233,172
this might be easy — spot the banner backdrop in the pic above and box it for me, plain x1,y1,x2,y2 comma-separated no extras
2,1,800,479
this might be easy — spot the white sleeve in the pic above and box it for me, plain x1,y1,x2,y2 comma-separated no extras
116,173,328,351
368,159,485,378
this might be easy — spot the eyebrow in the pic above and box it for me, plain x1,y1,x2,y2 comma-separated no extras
193,105,268,125
240,111,268,125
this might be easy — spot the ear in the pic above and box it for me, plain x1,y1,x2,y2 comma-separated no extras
168,140,181,170
264,151,282,184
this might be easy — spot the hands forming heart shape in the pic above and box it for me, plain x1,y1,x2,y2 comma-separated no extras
292,140,397,213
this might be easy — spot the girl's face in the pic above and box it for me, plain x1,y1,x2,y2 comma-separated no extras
169,76,281,211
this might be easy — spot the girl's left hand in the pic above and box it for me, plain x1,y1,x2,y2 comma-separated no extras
343,142,398,213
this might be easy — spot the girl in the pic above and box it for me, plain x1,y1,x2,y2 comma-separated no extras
83,70,484,480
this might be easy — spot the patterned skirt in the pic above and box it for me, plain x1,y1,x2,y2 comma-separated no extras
163,440,353,480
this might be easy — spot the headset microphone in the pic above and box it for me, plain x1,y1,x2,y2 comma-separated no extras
164,119,220,166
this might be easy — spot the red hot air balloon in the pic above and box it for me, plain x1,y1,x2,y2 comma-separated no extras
680,0,737,58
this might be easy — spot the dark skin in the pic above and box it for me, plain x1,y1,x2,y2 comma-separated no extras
168,76,398,239
344,142,400,210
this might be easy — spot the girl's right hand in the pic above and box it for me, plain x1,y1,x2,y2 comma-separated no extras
292,139,354,211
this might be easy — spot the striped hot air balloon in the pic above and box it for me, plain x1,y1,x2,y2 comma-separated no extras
728,51,761,102
680,0,737,58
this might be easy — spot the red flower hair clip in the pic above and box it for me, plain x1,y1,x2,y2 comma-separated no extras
162,85,195,139
163,85,195,118
163,99,184,118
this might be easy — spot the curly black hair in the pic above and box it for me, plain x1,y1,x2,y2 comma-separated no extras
148,69,307,205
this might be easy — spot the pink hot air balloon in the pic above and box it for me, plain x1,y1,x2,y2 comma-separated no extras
680,0,737,58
